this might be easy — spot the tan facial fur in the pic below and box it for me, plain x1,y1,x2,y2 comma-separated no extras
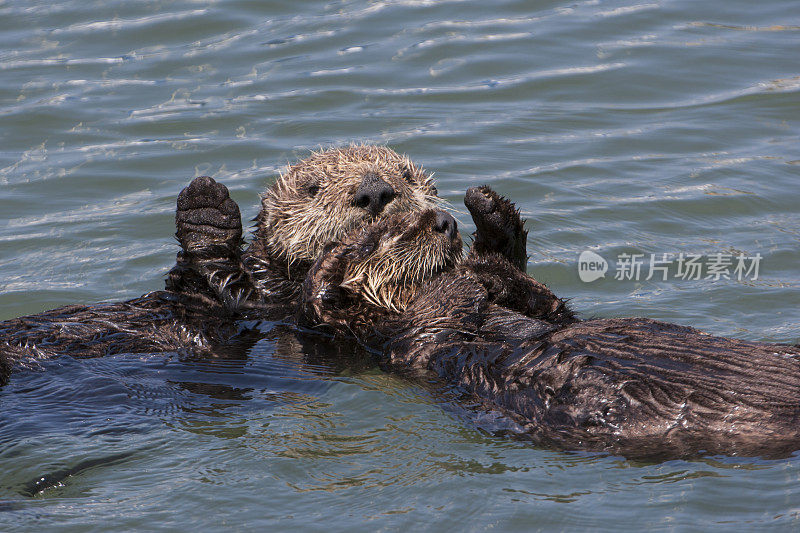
336,210,463,312
257,145,440,269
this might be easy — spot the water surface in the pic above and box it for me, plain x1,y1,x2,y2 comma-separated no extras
1,0,799,530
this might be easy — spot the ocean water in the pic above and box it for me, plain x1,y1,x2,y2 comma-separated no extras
1,0,799,530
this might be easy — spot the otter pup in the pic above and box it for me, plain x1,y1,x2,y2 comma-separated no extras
0,146,439,384
302,186,800,459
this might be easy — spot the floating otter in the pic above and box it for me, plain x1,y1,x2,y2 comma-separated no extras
302,186,800,459
0,146,439,384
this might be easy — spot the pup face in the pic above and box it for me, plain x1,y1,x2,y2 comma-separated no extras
303,208,462,326
259,145,441,267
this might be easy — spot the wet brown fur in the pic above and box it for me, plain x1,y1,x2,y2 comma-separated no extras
0,293,240,366
303,186,800,459
303,208,464,334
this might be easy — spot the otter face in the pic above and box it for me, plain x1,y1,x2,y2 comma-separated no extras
259,145,440,268
304,208,462,324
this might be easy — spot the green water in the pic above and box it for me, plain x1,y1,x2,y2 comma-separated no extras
1,0,799,530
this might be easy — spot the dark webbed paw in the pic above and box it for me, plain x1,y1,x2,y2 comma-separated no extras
465,186,528,271
167,177,253,312
176,176,243,255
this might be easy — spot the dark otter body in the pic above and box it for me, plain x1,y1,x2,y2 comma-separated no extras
303,187,800,458
0,146,440,384
387,274,800,458
0,293,245,365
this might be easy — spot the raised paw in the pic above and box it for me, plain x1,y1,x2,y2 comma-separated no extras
464,186,528,271
176,176,243,256
167,177,253,312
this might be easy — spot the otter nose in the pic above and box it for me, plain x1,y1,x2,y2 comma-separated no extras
354,172,396,216
434,210,458,240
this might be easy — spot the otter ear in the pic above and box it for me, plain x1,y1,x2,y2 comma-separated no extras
400,165,416,185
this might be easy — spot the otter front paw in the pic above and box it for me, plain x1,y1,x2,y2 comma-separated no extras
167,177,253,312
465,186,528,271
176,176,243,256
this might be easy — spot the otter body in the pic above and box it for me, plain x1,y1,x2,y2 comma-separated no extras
0,292,244,369
388,274,800,458
0,146,439,384
303,186,800,458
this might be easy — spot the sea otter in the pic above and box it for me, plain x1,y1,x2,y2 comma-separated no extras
301,186,800,459
0,146,439,384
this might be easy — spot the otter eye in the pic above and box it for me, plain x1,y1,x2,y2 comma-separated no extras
401,168,415,184
308,185,320,197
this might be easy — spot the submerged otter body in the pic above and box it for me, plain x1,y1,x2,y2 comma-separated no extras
303,186,800,458
0,146,440,384
0,293,242,367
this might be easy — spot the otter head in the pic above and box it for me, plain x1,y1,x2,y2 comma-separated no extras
303,208,462,330
253,145,440,274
